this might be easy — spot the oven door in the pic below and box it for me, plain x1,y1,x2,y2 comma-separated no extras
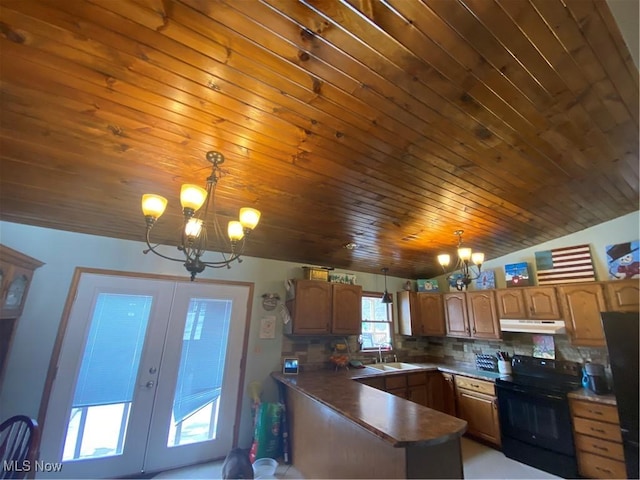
496,383,575,456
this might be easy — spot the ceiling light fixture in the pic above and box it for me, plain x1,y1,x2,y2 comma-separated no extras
437,230,484,291
381,267,393,304
141,151,261,281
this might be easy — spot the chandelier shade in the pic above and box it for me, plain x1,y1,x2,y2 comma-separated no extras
438,230,484,291
141,150,260,280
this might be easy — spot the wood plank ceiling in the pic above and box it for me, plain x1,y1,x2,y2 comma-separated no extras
0,0,638,279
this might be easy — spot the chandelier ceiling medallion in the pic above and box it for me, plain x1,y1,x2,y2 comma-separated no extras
141,151,261,280
437,230,484,291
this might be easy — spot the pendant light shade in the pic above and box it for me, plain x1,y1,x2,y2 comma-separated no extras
381,267,393,304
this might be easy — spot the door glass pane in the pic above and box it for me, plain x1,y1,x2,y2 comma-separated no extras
168,298,232,447
63,294,153,461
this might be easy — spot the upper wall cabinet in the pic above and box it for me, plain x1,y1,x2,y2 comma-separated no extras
443,291,500,340
397,291,446,337
557,283,608,347
495,287,561,319
604,279,639,312
285,280,362,335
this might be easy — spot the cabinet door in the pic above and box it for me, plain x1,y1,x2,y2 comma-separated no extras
495,289,526,318
524,287,561,319
407,384,428,406
397,291,420,335
604,280,640,312
441,373,457,417
331,284,362,335
425,371,445,412
466,291,500,339
418,293,446,336
444,293,469,337
558,284,607,346
456,389,501,446
291,280,332,334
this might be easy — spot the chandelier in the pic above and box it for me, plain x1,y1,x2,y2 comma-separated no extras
141,151,261,280
437,230,484,291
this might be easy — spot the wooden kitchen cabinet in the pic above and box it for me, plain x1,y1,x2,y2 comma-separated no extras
570,398,627,479
558,283,607,346
332,283,362,334
397,291,446,337
443,293,469,337
285,280,362,335
0,244,44,385
441,373,457,417
495,287,561,319
407,372,429,406
444,292,500,339
466,291,500,339
604,280,639,312
455,375,501,447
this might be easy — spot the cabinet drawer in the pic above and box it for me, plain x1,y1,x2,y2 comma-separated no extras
573,417,623,442
455,376,495,396
575,433,625,461
385,374,407,390
577,450,627,479
407,372,427,386
572,400,620,424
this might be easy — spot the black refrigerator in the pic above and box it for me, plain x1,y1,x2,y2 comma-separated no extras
601,311,639,479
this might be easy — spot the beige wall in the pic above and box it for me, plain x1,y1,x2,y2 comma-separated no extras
0,210,637,445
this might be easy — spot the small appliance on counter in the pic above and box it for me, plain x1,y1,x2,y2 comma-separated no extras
582,362,610,394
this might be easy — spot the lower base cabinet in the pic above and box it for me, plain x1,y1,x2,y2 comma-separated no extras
570,398,627,479
455,376,501,447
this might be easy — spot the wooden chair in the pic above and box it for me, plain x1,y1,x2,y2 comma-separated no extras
0,415,40,479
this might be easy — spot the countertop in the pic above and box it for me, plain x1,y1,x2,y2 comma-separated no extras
568,388,618,405
272,368,467,448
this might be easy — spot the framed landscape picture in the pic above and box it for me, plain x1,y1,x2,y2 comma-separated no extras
417,279,439,292
505,262,531,287
475,270,495,290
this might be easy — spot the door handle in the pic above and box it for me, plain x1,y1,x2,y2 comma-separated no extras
145,381,155,388
149,367,157,374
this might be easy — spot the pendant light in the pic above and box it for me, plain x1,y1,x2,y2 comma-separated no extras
381,267,393,304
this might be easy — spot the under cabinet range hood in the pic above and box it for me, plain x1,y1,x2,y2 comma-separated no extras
500,319,567,335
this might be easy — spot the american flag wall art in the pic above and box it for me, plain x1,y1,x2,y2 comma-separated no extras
534,244,596,285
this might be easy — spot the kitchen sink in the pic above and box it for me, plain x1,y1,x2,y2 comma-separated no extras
367,362,421,371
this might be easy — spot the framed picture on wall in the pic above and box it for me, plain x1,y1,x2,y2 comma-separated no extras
606,240,639,280
475,270,495,290
505,262,531,287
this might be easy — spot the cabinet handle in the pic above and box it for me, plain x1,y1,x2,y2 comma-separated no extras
595,467,612,474
588,409,603,416
590,427,606,434
472,326,476,334
593,445,609,452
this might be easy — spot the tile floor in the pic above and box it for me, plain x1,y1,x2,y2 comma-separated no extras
152,437,560,479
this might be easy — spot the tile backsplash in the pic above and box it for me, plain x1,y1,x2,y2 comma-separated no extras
281,332,609,371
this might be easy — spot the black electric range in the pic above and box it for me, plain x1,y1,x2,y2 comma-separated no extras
494,355,583,478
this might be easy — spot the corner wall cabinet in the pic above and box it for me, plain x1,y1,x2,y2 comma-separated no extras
285,280,362,335
397,291,446,337
0,244,44,384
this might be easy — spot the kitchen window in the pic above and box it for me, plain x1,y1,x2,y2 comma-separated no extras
360,292,393,350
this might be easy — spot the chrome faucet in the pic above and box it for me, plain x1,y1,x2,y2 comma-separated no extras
378,345,383,364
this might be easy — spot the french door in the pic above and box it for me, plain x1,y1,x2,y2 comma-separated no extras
38,272,251,478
